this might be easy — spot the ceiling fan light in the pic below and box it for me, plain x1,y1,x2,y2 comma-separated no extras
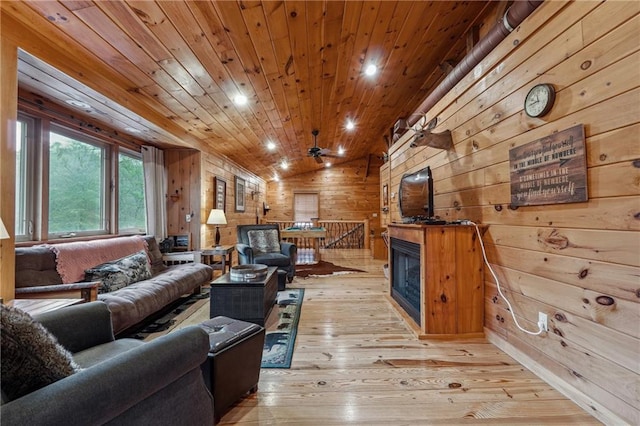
364,64,377,76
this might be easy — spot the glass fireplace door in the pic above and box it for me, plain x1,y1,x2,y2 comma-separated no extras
390,238,421,325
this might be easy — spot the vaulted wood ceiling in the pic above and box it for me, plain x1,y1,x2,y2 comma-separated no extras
6,1,494,179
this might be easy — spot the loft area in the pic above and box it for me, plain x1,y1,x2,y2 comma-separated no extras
1,2,637,425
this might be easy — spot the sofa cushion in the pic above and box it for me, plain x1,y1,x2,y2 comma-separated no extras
99,263,212,334
85,250,152,294
247,229,280,254
48,236,147,283
0,304,80,401
15,246,62,287
253,252,292,267
73,338,145,368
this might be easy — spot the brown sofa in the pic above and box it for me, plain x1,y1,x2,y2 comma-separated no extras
15,236,212,334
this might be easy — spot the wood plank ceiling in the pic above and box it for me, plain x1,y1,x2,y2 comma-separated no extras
7,1,493,179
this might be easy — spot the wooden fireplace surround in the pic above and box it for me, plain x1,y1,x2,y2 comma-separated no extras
388,223,484,339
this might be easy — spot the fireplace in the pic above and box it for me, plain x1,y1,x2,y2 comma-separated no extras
390,237,421,325
388,224,484,337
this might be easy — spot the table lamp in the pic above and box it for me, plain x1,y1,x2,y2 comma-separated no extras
0,218,9,240
207,209,227,247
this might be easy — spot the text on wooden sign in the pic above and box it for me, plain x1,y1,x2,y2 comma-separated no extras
509,124,588,206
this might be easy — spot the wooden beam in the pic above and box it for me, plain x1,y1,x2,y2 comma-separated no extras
0,18,18,300
363,154,371,182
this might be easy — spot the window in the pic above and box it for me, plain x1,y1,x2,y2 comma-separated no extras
118,150,146,234
14,110,148,241
48,128,108,236
293,192,319,224
15,116,35,241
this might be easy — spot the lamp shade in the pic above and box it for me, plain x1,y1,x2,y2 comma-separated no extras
206,209,227,225
0,218,9,240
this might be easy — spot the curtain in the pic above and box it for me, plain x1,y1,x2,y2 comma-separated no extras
142,146,167,240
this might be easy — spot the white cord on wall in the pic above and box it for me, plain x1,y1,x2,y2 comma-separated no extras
466,220,545,336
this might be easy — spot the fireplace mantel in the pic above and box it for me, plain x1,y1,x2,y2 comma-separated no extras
388,223,484,339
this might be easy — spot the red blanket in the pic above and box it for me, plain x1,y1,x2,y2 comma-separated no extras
48,236,147,283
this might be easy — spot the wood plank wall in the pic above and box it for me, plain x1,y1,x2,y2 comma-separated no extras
137,149,267,251
386,2,639,424
165,149,202,249
200,151,266,248
379,161,391,228
267,156,383,236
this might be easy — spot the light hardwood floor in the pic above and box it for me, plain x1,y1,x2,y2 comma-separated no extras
172,249,600,425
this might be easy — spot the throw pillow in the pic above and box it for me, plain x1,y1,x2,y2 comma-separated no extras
85,249,152,293
0,304,80,401
247,229,281,254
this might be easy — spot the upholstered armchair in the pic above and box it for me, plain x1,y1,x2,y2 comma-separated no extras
236,224,296,282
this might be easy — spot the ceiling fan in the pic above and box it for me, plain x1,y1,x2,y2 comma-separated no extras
307,129,340,164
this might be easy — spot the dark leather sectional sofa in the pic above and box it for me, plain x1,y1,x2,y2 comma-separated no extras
1,301,214,425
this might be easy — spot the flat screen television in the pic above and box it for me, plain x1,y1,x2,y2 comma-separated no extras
399,166,434,220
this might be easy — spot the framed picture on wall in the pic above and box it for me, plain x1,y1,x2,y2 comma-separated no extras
214,177,226,212
235,176,246,212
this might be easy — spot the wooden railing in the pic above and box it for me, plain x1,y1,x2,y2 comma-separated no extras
265,219,370,249
323,221,364,249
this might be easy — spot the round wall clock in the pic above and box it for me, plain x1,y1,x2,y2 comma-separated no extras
524,83,556,118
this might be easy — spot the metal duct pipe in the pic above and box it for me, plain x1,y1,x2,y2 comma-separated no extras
406,0,544,128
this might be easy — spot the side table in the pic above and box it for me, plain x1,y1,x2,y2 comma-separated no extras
162,251,202,265
201,245,235,275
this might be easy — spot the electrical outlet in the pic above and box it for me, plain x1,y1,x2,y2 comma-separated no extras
185,214,191,223
538,312,548,332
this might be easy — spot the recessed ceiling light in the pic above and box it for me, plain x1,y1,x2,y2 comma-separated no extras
266,141,276,150
233,94,248,105
65,99,91,109
325,162,332,168
338,146,345,155
281,160,289,170
364,64,377,76
273,174,280,182
346,120,355,130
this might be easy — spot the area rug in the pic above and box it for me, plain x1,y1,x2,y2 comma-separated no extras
295,260,365,278
262,288,304,369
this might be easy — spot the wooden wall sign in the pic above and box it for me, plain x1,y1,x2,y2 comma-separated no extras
509,124,588,206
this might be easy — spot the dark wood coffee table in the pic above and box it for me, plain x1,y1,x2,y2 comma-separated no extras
209,266,277,326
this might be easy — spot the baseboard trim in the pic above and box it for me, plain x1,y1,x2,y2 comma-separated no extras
485,328,631,425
